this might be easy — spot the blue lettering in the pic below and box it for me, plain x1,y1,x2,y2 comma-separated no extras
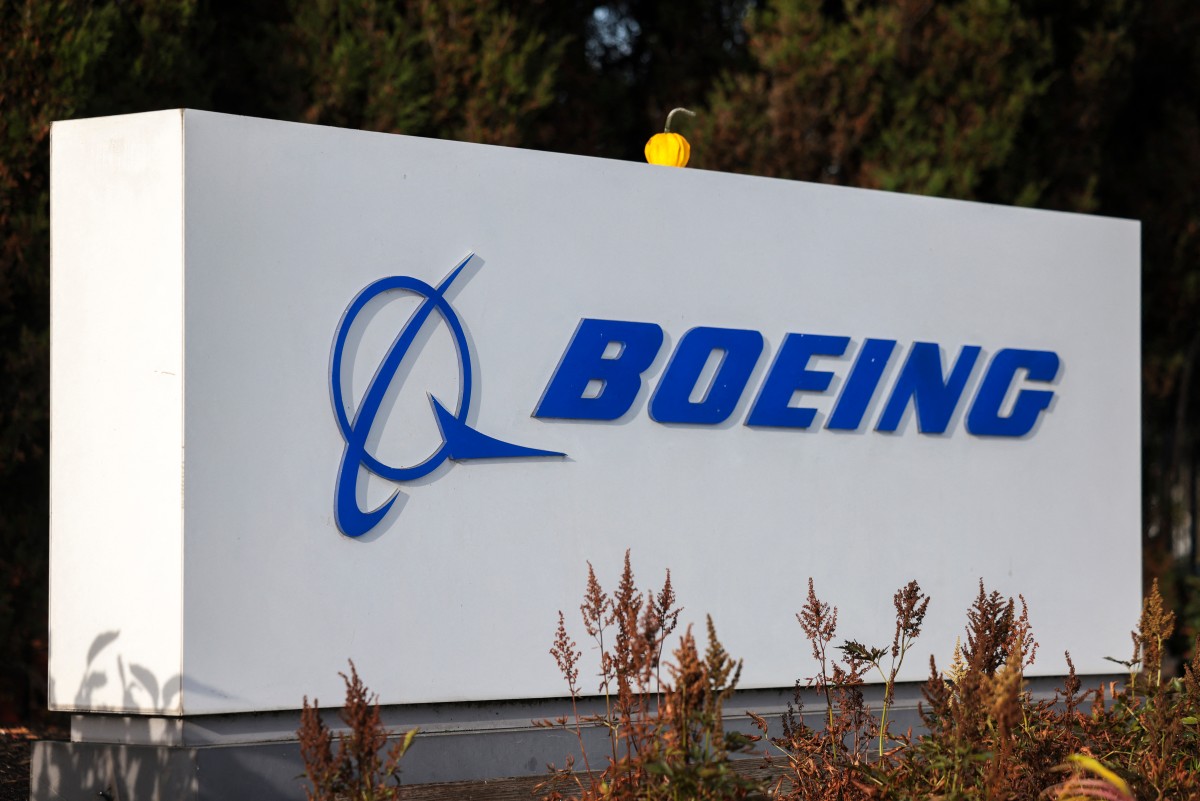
536,319,1060,441
876,343,981,434
746,334,850,428
534,318,664,420
649,327,763,424
827,339,897,431
966,349,1060,437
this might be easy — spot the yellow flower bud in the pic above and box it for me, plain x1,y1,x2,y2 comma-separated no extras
644,107,696,168
644,132,691,167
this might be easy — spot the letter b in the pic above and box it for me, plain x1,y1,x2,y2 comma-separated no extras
534,319,664,420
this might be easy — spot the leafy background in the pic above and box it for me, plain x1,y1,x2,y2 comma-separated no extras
3,0,1198,724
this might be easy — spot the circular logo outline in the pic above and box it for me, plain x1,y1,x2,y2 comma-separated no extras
330,274,472,483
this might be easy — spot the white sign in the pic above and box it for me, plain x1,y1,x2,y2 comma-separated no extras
50,110,1140,716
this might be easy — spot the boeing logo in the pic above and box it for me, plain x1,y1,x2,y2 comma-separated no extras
331,255,1061,539
534,320,1060,437
329,254,562,538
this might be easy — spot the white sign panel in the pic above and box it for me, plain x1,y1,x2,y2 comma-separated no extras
50,110,1140,715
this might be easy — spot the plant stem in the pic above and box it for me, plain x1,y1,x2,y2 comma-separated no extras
664,107,696,133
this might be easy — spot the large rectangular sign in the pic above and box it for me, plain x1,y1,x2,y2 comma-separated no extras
50,110,1140,715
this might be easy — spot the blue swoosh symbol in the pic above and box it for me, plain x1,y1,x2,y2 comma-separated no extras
329,254,563,537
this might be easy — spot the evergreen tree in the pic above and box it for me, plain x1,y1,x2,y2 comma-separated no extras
694,0,1054,197
287,0,563,145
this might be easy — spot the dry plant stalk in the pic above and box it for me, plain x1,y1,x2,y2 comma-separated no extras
295,564,1200,801
538,550,761,801
298,661,417,801
754,577,1200,801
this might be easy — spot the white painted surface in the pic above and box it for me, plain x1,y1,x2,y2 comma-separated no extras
50,111,185,714
52,110,1140,715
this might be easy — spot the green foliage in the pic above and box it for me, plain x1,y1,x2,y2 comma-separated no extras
288,0,563,145
0,0,118,722
556,0,756,160
695,0,1054,198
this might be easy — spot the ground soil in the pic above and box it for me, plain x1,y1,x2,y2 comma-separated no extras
1,724,69,801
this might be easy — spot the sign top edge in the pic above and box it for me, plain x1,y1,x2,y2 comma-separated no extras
52,108,1141,228
51,108,185,133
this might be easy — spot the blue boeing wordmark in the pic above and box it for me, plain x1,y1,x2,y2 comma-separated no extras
329,254,563,538
535,318,1061,437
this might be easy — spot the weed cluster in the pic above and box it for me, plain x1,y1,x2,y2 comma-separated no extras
296,563,1200,801
537,551,763,801
297,662,417,801
545,562,1200,801
867,578,1200,801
